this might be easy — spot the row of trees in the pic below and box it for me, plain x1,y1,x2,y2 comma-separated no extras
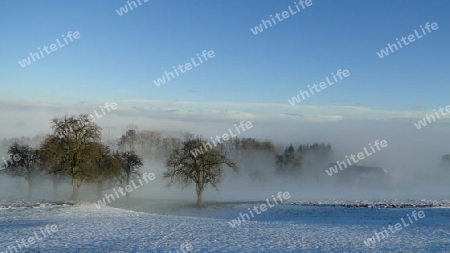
276,143,333,177
0,114,334,206
1,115,143,200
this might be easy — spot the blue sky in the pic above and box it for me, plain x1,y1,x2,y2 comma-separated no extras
0,0,449,113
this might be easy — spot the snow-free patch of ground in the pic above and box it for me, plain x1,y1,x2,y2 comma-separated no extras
0,199,449,252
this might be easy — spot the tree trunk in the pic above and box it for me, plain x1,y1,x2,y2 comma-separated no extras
70,177,81,201
27,177,33,199
52,176,59,198
196,184,204,207
97,180,103,199
126,175,130,200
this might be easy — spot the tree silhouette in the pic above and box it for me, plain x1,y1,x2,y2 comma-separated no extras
114,151,143,199
164,134,237,206
2,142,39,199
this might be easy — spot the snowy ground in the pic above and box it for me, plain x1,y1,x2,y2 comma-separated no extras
1,199,449,252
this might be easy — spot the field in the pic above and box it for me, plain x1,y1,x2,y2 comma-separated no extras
1,199,449,252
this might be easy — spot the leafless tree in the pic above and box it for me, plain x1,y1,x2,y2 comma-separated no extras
114,151,143,199
1,142,39,199
164,134,237,206
95,145,122,198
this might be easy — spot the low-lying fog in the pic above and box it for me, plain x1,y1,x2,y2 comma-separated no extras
1,102,449,204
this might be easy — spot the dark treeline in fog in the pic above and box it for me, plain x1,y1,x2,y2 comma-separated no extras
1,114,449,206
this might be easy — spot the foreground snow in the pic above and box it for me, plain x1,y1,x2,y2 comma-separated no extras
0,199,449,252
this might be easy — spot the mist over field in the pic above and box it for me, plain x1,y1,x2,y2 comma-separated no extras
1,0,450,252
1,102,449,204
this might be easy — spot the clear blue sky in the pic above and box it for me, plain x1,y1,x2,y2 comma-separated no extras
1,0,448,111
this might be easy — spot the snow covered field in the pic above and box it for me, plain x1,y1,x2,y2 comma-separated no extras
1,199,449,252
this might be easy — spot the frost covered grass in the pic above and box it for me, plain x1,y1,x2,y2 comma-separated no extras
0,199,449,252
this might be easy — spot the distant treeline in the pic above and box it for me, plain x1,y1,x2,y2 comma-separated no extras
0,114,336,204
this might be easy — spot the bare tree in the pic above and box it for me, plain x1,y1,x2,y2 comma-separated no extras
164,134,237,206
95,145,122,199
1,142,39,199
118,129,139,153
114,151,143,199
160,137,181,158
